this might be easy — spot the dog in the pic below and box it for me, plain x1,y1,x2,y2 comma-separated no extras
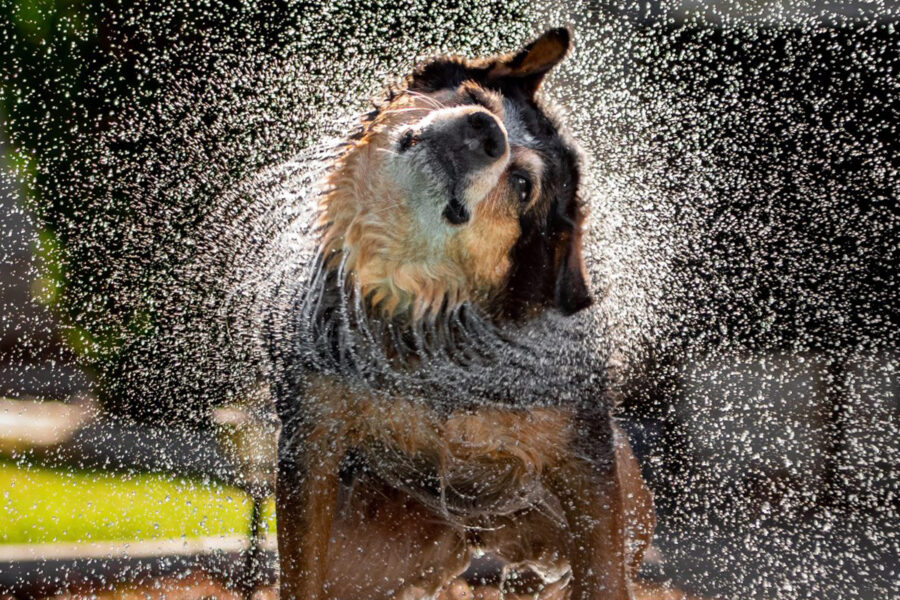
273,28,655,600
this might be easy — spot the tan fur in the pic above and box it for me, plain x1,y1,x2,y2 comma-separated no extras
281,375,654,600
307,374,572,468
318,89,524,318
487,28,570,81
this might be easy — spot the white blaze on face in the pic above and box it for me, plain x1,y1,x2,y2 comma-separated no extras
385,147,447,246
387,104,510,233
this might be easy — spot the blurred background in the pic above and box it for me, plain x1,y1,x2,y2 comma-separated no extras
1,1,897,599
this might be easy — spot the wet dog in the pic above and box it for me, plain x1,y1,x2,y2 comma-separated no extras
274,29,655,600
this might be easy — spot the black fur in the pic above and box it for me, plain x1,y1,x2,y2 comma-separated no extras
405,50,589,321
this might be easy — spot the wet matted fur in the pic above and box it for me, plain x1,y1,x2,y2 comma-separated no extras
274,29,655,600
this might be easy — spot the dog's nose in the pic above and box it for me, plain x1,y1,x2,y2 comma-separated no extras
464,111,506,159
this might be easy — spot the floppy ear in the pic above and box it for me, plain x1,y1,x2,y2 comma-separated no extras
489,28,571,95
554,231,593,316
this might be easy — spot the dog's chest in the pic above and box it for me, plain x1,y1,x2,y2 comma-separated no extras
308,377,574,519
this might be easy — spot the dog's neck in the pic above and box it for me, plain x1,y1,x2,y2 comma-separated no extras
287,255,611,412
297,255,484,369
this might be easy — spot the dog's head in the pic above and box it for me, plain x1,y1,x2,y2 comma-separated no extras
319,28,591,322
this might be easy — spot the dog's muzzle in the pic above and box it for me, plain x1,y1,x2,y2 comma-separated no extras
403,107,509,225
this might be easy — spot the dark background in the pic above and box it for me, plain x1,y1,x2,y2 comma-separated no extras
2,1,897,598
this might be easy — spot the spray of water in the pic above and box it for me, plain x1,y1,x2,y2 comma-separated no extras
2,1,897,598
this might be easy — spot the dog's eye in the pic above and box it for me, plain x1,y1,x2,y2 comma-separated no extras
509,172,532,204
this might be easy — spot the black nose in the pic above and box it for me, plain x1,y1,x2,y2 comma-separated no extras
465,111,505,159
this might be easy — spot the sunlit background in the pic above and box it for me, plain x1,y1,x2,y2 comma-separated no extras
1,1,897,598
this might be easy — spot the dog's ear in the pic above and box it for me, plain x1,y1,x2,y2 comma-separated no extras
489,28,571,95
554,232,593,315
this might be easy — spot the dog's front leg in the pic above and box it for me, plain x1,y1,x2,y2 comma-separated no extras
544,411,631,600
277,422,343,600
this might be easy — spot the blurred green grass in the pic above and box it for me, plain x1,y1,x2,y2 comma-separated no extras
0,460,275,545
